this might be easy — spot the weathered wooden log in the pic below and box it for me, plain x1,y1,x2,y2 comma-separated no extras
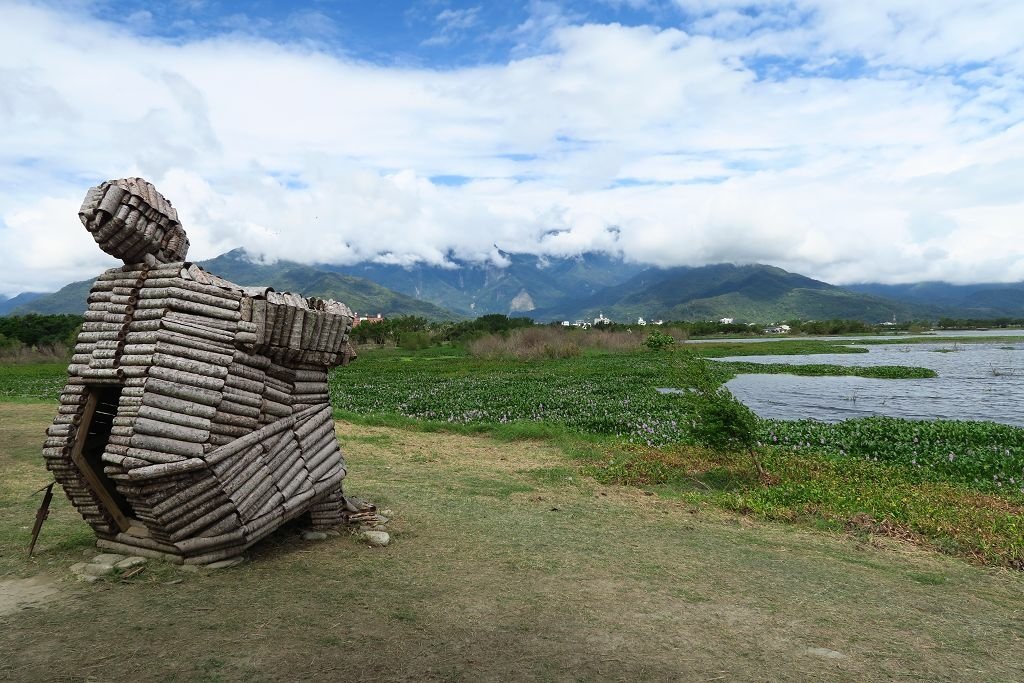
295,410,332,441
234,475,277,521
148,365,225,392
280,305,296,348
81,321,123,332
141,389,220,418
133,417,211,444
239,296,253,322
242,482,280,522
226,364,266,386
242,507,285,541
210,421,254,438
137,404,213,431
128,320,161,332
79,368,125,383
254,490,284,519
129,433,205,458
175,527,246,554
153,352,229,379
101,452,149,469
168,498,235,539
118,354,153,366
251,299,267,338
299,419,336,449
213,411,260,431
140,286,241,311
181,545,248,565
151,475,219,517
124,447,187,464
156,329,235,354
279,467,312,500
310,456,345,485
269,444,304,481
261,400,292,419
144,277,243,300
233,349,272,369
162,319,235,344
155,340,232,366
164,297,241,321
122,343,157,356
216,399,261,419
204,417,295,465
281,486,316,514
130,307,165,321
75,331,122,343
260,428,293,457
222,385,263,407
126,457,206,481
96,539,184,564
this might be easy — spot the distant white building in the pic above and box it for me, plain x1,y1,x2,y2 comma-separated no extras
763,324,791,334
719,317,734,325
594,312,611,325
651,319,664,326
561,320,572,326
637,317,647,326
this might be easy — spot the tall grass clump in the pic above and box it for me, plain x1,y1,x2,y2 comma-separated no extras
468,327,582,359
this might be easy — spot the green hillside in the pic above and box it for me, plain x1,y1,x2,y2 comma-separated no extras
555,263,936,323
11,250,460,321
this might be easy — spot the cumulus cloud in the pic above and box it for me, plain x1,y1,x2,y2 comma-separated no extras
1,1,1023,295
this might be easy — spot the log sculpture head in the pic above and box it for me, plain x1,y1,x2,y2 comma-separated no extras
79,177,189,265
43,178,365,565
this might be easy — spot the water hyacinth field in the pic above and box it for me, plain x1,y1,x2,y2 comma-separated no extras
327,344,1024,496
765,418,1024,495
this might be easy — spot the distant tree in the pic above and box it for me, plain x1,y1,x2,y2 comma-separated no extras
680,351,774,485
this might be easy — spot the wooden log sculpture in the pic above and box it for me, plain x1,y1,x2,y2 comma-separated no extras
42,178,365,564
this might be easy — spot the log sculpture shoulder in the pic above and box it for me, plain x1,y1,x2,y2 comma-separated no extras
43,178,368,565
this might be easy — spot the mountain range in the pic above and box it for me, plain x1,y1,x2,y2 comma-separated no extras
7,249,1024,323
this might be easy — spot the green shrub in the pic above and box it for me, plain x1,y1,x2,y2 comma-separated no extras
644,331,675,350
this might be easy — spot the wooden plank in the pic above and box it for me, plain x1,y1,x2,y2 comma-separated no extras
69,390,132,533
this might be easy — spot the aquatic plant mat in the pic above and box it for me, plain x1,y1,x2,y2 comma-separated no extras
4,402,1024,681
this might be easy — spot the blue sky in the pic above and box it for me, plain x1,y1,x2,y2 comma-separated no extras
1,0,1023,294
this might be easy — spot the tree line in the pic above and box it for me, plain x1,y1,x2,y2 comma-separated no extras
0,314,83,350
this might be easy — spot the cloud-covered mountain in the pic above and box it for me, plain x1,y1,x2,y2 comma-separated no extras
2,1,1023,298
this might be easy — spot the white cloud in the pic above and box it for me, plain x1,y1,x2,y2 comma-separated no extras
1,1,1023,296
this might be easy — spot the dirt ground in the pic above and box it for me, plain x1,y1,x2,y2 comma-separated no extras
2,402,1024,682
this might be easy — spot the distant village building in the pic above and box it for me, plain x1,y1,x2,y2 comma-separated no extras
561,320,572,327
594,312,611,325
352,313,384,327
719,317,734,325
651,319,664,326
763,324,791,334
637,317,646,326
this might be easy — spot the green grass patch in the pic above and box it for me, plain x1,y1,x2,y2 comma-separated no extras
0,363,67,402
585,442,1024,569
692,339,870,357
716,361,937,379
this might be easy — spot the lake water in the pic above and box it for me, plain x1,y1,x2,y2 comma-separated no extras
718,338,1024,426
